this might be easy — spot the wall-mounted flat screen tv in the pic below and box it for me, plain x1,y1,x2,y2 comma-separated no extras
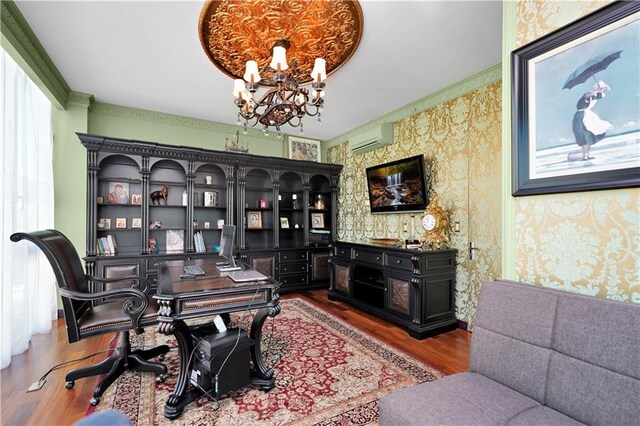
366,154,428,214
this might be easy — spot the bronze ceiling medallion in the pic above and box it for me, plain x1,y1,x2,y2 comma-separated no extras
198,0,364,86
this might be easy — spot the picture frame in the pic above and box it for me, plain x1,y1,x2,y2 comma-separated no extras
204,191,218,207
311,212,324,229
106,182,130,204
131,193,142,205
512,1,640,196
97,218,111,230
148,237,159,254
246,210,262,229
131,217,142,229
287,136,321,162
280,217,289,229
115,217,127,229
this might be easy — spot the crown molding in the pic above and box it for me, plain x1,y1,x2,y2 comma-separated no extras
0,0,70,109
67,91,94,107
325,62,502,147
91,102,285,139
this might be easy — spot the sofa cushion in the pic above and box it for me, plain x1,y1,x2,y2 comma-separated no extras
469,327,552,403
506,406,583,425
553,294,640,379
474,280,558,348
546,352,640,426
379,372,539,425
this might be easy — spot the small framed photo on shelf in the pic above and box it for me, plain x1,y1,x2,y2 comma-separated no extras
131,193,142,205
131,217,142,229
280,217,289,229
204,222,210,229
115,217,127,229
97,218,111,230
106,182,130,204
204,191,218,207
96,196,104,204
246,210,262,229
149,221,162,230
311,213,324,229
148,237,159,254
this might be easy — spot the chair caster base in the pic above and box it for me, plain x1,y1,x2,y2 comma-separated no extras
89,397,100,406
65,381,75,389
156,374,166,383
158,354,165,362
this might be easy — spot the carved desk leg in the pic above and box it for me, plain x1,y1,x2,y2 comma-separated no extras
157,302,198,420
249,303,281,390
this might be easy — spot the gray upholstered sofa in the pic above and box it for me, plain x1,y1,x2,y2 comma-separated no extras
380,279,640,425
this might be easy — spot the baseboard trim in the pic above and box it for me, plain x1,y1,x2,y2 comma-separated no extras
457,320,469,331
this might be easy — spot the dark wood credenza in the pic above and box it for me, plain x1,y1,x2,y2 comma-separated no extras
328,241,458,339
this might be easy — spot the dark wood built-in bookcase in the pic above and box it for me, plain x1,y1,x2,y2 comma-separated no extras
80,133,342,293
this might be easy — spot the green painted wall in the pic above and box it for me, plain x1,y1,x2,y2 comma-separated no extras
89,103,287,156
51,93,91,258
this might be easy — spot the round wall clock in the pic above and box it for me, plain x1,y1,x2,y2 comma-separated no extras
419,194,449,248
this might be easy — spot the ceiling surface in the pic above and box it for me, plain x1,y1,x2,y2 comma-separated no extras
15,1,502,141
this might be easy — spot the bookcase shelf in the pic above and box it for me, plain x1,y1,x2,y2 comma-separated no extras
80,133,341,293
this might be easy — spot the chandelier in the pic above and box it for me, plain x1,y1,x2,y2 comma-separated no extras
198,0,364,136
233,39,326,136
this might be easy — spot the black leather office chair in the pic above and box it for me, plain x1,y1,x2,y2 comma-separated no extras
10,230,170,406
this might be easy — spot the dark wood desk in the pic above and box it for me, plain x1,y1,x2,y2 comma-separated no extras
154,258,281,419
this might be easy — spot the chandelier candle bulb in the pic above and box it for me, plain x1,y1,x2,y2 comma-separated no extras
270,45,288,71
243,60,261,84
310,58,327,82
233,79,246,99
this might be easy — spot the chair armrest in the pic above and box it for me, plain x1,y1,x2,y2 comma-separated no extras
59,287,149,328
86,274,151,294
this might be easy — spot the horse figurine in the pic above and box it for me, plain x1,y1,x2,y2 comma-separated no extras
150,185,169,205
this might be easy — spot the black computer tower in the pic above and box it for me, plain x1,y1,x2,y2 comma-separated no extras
190,325,253,398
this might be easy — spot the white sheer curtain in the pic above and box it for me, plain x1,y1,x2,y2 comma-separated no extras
1,48,57,370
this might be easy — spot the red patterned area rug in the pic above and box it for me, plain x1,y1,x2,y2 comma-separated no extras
91,298,442,425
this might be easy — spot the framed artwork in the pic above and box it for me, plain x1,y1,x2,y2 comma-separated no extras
311,213,324,229
287,136,321,162
115,217,127,229
131,193,142,205
204,191,218,207
512,1,640,196
106,182,130,204
246,210,262,229
131,217,142,229
166,230,184,253
280,217,289,229
148,237,159,254
97,218,111,230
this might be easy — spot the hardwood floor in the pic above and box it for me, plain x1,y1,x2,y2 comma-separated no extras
0,289,471,425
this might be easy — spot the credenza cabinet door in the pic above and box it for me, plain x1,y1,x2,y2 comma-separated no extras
331,260,352,297
385,273,412,320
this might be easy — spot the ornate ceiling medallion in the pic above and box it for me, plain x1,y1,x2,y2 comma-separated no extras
198,0,363,85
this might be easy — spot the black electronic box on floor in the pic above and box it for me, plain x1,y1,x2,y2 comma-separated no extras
190,325,253,398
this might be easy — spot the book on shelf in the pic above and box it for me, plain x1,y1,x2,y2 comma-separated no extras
166,229,184,253
97,235,117,255
193,230,206,253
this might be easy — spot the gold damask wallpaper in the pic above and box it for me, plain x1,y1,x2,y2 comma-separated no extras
515,0,639,303
328,81,502,324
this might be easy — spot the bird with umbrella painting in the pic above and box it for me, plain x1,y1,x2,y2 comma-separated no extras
564,50,621,161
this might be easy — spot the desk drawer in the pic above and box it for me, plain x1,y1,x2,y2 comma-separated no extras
334,246,351,259
280,262,308,275
386,254,413,271
279,251,307,263
279,273,308,286
353,249,382,264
